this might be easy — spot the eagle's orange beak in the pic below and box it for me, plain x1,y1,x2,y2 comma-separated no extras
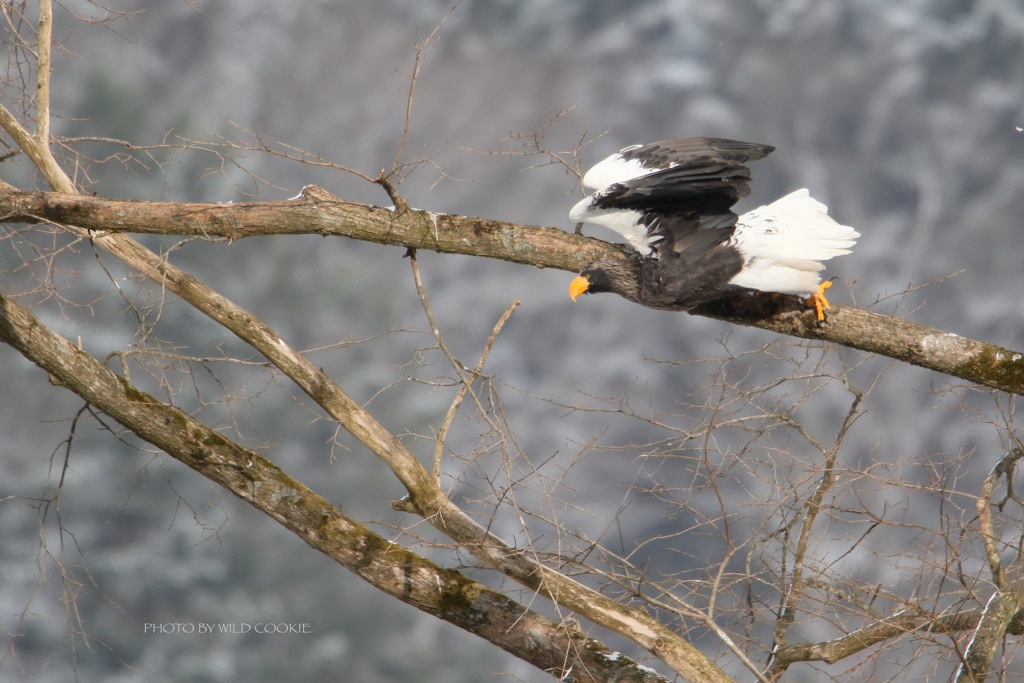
569,275,591,301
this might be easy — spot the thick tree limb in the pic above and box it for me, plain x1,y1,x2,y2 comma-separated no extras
0,184,612,270
1,184,1021,396
0,291,672,683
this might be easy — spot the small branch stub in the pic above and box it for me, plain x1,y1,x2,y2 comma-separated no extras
376,170,409,213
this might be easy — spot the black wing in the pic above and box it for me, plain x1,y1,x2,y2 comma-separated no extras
591,137,774,258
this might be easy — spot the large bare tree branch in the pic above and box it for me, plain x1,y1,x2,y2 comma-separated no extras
0,291,671,683
1,183,1022,396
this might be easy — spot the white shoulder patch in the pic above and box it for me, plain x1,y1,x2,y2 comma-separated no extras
569,145,682,256
581,154,652,191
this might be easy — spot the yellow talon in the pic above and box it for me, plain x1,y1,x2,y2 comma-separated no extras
808,279,833,322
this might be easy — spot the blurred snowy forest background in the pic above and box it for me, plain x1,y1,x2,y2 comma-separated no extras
3,1,1024,681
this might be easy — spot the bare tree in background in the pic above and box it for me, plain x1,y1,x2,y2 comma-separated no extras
2,3,1023,682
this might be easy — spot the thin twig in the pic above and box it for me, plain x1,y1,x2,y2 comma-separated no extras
390,2,461,178
432,301,518,484
767,386,864,679
405,248,519,483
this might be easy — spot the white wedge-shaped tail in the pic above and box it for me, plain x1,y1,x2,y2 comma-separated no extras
728,189,859,295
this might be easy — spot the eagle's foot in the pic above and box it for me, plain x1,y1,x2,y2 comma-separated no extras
807,279,835,324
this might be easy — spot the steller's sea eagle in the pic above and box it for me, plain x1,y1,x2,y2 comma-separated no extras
567,137,859,320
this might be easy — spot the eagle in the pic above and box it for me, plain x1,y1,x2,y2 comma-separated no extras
567,137,859,320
